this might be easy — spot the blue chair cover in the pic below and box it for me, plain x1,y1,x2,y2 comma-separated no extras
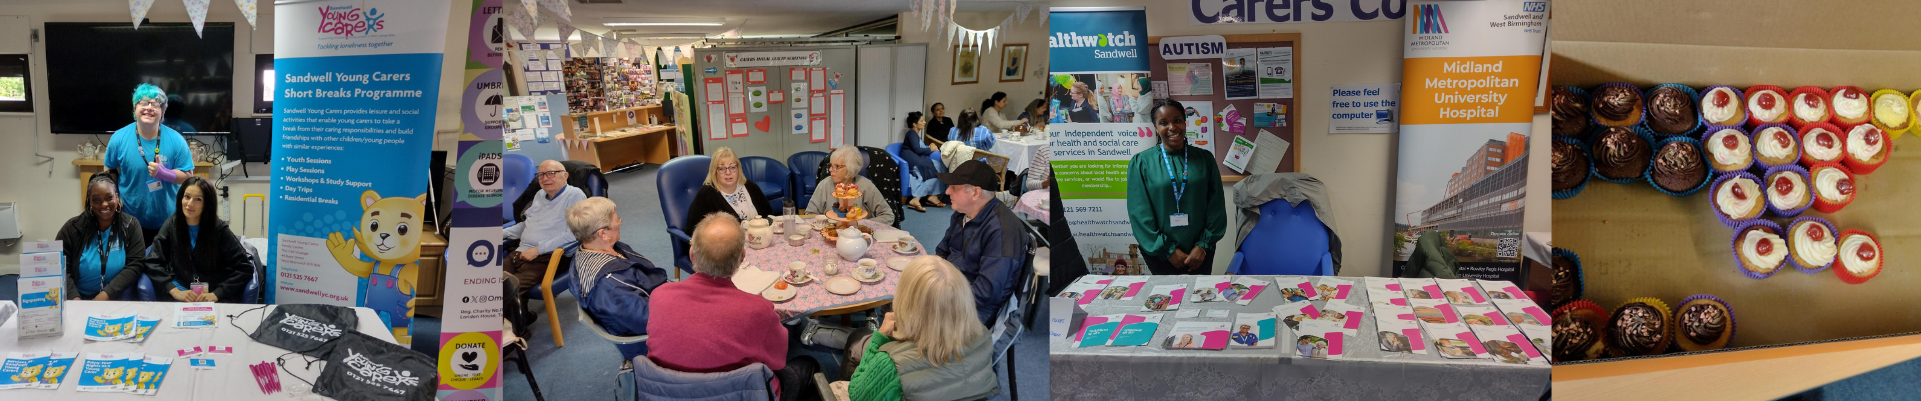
1227,200,1334,276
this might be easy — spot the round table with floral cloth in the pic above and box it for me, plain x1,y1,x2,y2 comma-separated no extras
745,219,930,324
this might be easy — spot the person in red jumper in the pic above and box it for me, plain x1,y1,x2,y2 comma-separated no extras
646,212,806,399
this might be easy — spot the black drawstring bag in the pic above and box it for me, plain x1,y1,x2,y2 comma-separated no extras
285,331,437,401
231,303,360,357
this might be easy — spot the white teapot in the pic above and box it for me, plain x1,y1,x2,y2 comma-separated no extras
835,227,872,261
744,218,774,249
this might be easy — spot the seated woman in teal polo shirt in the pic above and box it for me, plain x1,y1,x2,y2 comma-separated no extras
58,172,150,300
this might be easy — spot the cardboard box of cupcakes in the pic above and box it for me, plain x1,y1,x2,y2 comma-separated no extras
1550,78,1914,364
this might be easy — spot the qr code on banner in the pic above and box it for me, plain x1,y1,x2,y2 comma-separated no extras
1496,238,1519,259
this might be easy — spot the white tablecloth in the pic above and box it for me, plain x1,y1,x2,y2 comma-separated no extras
0,301,396,399
990,134,1048,174
1050,276,1549,400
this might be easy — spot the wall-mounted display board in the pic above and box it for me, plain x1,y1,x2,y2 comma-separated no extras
1146,33,1303,178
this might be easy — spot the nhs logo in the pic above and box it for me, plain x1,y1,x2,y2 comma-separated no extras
1522,2,1547,12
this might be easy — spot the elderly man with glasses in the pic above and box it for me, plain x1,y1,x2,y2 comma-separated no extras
504,160,588,293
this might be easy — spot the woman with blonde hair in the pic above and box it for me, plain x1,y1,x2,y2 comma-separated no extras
685,147,776,230
847,256,999,400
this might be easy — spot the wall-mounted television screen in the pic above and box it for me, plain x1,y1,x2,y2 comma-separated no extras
44,22,234,134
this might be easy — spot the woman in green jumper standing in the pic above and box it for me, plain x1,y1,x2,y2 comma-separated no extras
1127,99,1228,275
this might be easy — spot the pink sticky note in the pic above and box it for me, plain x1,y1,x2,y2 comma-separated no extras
1387,284,1403,291
1334,285,1352,300
1397,313,1416,321
1422,285,1444,298
1215,281,1234,292
1467,287,1487,303
1509,334,1542,358
1301,305,1321,319
1523,307,1551,326
1074,316,1112,341
1501,286,1528,300
1124,282,1146,298
1327,332,1343,356
1405,329,1426,350
1342,312,1363,330
1171,288,1188,302
1077,290,1100,305
1486,313,1509,326
1458,332,1486,354
1437,304,1459,323
1297,282,1319,298
1391,298,1408,306
1244,285,1267,300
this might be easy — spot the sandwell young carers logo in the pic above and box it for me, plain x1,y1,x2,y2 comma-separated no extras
1412,3,1447,34
317,5,389,38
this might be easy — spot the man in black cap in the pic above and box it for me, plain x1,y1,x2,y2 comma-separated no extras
934,160,1032,325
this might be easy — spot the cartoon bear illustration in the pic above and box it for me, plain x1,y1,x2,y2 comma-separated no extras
94,367,123,386
9,365,41,383
326,190,427,343
41,365,67,384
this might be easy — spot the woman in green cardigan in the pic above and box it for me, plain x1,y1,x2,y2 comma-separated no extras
847,256,999,400
1127,99,1228,275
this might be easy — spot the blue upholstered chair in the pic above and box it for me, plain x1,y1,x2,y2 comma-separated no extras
739,156,790,205
1227,200,1335,276
655,155,711,279
786,151,829,206
502,154,536,225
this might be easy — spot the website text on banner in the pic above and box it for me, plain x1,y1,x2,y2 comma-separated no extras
1050,7,1156,277
269,0,453,346
1389,0,1545,282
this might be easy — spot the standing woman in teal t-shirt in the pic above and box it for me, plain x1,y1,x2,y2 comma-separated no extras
1126,99,1228,275
104,84,197,244
57,172,149,300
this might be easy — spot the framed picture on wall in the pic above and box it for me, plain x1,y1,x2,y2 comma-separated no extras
953,46,980,85
999,44,1027,82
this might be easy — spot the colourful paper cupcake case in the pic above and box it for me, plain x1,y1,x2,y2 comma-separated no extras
1707,171,1763,229
1647,136,1714,197
1827,86,1871,129
1553,135,1592,200
1872,89,1912,136
1553,247,1584,308
1699,85,1748,126
1834,229,1882,285
1786,216,1837,274
1749,123,1801,171
1641,83,1704,137
1592,82,1645,127
1730,220,1785,279
1762,164,1812,218
1698,125,1754,172
1807,163,1856,214
1589,126,1660,184
1674,294,1735,351
1553,299,1609,362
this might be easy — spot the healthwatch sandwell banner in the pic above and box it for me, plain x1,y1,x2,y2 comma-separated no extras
1048,8,1150,74
270,0,453,346
1050,7,1157,276
1390,0,1545,281
1189,0,1410,24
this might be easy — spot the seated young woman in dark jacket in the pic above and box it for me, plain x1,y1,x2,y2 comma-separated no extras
146,177,254,303
685,147,776,230
568,196,669,361
59,171,151,300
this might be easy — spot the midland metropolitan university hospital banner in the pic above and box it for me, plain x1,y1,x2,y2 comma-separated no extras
1048,8,1156,275
1390,0,1545,281
270,0,452,346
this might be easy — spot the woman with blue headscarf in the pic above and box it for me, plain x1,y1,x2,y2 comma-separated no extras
104,84,196,244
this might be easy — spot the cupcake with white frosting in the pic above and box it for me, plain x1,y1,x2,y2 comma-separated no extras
1871,89,1911,134
1745,86,1791,126
1808,164,1855,213
1702,126,1752,172
1730,220,1787,279
1750,124,1799,169
1708,172,1763,228
1787,86,1831,129
1797,123,1845,166
1787,217,1837,273
1843,124,1889,174
1834,230,1882,284
1699,86,1745,127
1763,164,1811,217
1828,86,1871,127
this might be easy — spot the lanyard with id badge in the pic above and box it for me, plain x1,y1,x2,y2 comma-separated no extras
139,136,167,192
1160,145,1190,228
